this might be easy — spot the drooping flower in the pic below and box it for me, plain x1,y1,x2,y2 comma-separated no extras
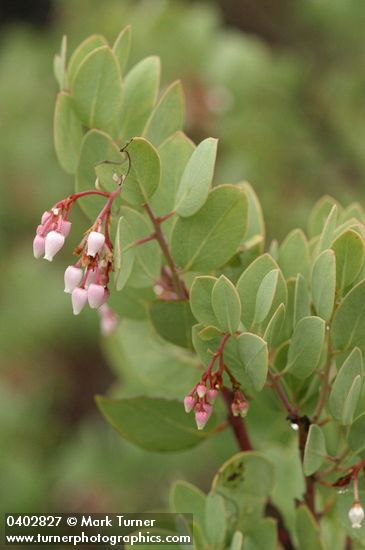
87,231,105,257
44,231,65,261
349,501,365,529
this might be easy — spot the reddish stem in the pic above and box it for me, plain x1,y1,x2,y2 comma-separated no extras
144,203,188,299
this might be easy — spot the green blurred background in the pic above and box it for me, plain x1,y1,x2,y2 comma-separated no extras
1,0,364,521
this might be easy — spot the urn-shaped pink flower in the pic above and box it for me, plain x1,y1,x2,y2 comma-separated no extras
33,235,45,259
64,266,83,294
44,231,65,261
86,231,105,257
195,410,209,430
87,283,106,309
71,287,88,315
184,396,195,413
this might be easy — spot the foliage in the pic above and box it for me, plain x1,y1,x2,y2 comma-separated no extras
46,24,365,549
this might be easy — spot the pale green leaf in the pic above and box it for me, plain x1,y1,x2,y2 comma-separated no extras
263,303,286,349
54,92,83,174
295,505,327,550
211,275,241,334
331,229,365,291
294,274,311,326
121,137,160,205
72,45,122,130
190,276,219,327
205,493,227,549
171,185,247,272
236,254,287,329
119,56,160,140
149,300,195,349
170,481,206,535
329,348,363,424
53,35,67,90
311,249,336,321
67,34,107,86
317,204,338,254
144,81,185,147
278,229,310,280
175,137,218,217
303,424,327,476
308,195,339,238
286,316,325,379
151,132,195,219
113,25,131,74
331,280,365,354
237,333,268,391
96,396,217,452
253,269,279,325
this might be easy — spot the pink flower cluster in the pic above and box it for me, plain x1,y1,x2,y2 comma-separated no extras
32,190,118,331
231,389,249,418
184,379,221,430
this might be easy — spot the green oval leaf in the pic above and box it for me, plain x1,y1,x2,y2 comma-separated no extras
72,45,122,130
112,25,131,74
236,254,286,330
96,396,216,452
149,300,195,349
294,274,311,326
67,34,107,86
329,348,363,425
286,316,325,379
253,269,279,325
171,185,247,272
331,229,365,291
53,35,67,90
295,505,326,550
119,56,160,140
190,276,219,328
54,92,83,174
278,229,310,280
331,280,365,354
175,137,218,217
144,81,185,147
237,333,268,391
205,493,227,549
311,249,336,321
303,424,327,476
122,137,161,205
348,411,365,457
212,275,241,334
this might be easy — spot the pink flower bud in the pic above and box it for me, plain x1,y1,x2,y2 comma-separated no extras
206,389,218,404
60,220,72,237
71,287,88,315
36,224,44,235
33,235,45,259
87,283,106,309
231,401,240,417
64,266,83,293
98,304,118,336
204,403,213,418
184,396,195,413
87,231,105,257
195,410,209,430
44,231,65,261
41,211,51,224
238,401,249,418
196,384,207,398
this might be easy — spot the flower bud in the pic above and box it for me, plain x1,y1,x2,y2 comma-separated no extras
349,501,365,529
60,220,72,237
64,266,83,293
44,230,65,261
41,211,51,224
231,401,240,417
87,283,106,309
99,304,118,336
195,410,209,430
33,235,45,259
206,389,218,404
71,287,88,315
238,401,249,418
204,403,213,418
87,231,105,257
196,384,207,398
184,396,195,413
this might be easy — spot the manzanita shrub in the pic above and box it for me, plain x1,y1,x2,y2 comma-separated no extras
32,28,365,549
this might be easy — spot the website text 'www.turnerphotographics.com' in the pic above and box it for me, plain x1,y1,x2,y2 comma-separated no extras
4,514,193,546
